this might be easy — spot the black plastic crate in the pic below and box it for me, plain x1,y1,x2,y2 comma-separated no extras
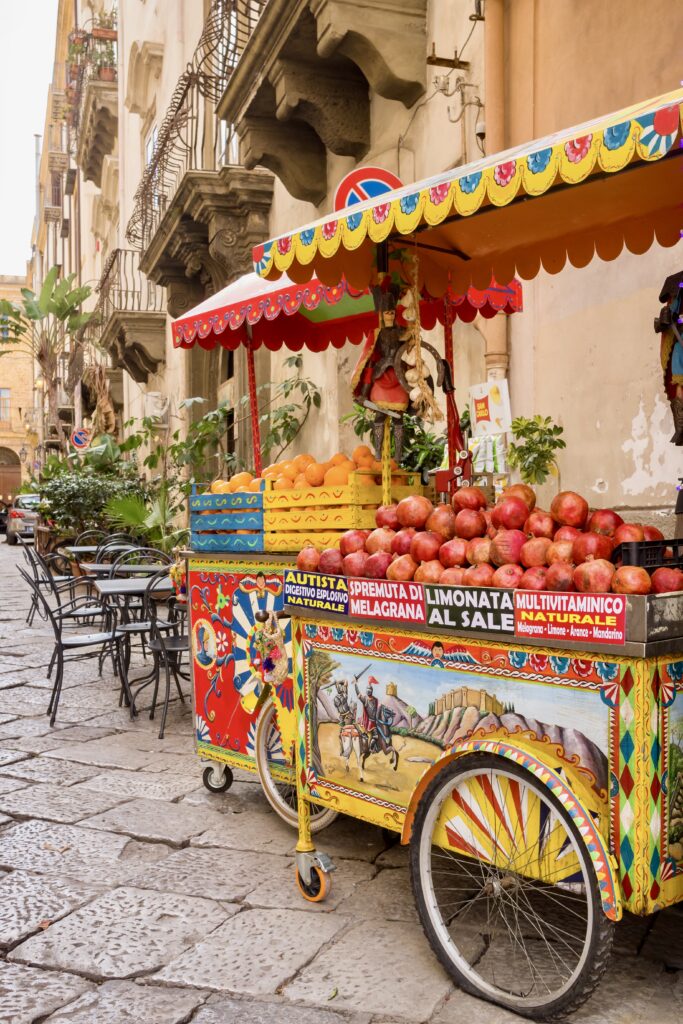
611,538,683,571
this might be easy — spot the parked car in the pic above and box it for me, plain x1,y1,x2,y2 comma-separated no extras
0,500,8,535
5,494,40,545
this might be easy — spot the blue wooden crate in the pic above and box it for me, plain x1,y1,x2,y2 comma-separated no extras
190,532,265,553
190,491,264,512
190,510,264,532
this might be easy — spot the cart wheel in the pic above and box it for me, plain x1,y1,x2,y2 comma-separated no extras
255,699,338,834
296,864,331,902
202,764,233,793
410,753,614,1020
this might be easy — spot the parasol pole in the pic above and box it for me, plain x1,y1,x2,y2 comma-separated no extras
443,297,458,472
245,326,263,476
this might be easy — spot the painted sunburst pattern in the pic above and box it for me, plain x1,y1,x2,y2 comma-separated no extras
435,771,582,885
245,715,286,765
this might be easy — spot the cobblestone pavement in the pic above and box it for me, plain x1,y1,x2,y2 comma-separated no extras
0,540,680,1023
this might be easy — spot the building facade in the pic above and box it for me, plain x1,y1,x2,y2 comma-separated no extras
0,276,36,499
32,0,683,520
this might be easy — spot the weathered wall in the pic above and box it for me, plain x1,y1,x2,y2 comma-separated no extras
0,276,35,493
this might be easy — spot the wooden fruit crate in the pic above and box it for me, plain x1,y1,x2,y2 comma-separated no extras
190,485,265,553
265,530,350,553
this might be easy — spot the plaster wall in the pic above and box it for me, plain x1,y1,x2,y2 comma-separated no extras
0,276,36,490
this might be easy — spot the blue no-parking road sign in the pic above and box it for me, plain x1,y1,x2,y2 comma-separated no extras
70,428,91,451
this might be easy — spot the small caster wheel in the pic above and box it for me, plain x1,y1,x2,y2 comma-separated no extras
296,864,331,903
202,764,233,793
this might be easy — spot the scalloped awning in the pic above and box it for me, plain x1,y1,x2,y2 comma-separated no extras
251,89,683,295
172,271,522,351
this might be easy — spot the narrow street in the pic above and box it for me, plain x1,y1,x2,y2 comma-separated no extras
0,540,677,1024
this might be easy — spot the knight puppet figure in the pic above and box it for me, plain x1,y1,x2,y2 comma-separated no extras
654,269,683,446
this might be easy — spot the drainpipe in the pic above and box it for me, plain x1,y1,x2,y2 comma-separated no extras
482,0,508,381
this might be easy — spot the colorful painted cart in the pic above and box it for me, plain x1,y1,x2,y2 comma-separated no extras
246,86,683,1018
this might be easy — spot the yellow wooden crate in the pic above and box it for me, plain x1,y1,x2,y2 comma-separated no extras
263,506,377,531
264,530,347,552
262,470,430,511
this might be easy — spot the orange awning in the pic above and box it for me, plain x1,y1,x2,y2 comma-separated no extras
252,89,683,295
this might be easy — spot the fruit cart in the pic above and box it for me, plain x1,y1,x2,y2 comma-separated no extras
247,86,683,1018
173,272,520,826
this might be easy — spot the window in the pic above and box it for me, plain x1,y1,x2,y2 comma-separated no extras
226,408,235,455
0,390,9,422
218,120,239,166
145,124,158,167
221,348,234,382
50,172,62,208
0,315,8,341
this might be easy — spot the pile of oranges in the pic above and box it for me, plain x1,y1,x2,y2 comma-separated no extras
207,445,398,495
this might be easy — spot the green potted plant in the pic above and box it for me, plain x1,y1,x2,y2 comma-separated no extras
95,43,116,81
506,415,566,485
91,11,117,41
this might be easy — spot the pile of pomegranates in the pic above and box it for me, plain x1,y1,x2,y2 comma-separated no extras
294,485,683,595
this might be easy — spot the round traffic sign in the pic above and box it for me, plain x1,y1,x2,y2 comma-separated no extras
70,428,91,451
334,166,403,211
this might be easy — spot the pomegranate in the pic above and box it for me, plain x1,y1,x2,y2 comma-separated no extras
492,497,529,531
503,484,536,510
463,562,495,587
438,538,468,568
365,551,393,579
318,548,343,575
612,565,652,595
366,527,396,554
545,562,575,592
465,537,492,565
573,559,615,593
572,532,615,564
396,495,434,529
587,509,624,537
521,537,552,568
296,545,320,571
554,525,581,542
414,560,444,583
410,531,443,563
490,529,527,567
375,504,400,530
339,529,368,556
643,525,665,541
454,508,487,540
524,510,555,540
613,523,645,545
520,566,548,591
391,527,417,556
493,563,525,589
483,509,497,539
440,567,466,586
342,551,369,577
652,567,683,593
452,486,487,512
547,540,575,565
551,491,589,529
426,504,457,540
387,553,418,582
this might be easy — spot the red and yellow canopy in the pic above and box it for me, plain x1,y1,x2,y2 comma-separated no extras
252,89,683,296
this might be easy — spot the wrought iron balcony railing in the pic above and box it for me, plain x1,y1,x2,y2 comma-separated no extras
97,248,166,324
126,0,267,251
65,17,118,140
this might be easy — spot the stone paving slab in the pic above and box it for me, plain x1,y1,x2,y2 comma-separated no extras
0,960,94,1024
80,796,227,846
191,809,297,856
0,757,103,786
0,871,102,948
0,776,30,794
154,907,347,995
0,782,128,824
182,780,275,816
4,734,78,753
42,980,209,1024
44,736,162,770
191,995,371,1024
128,845,288,903
0,716,57,739
78,768,199,801
246,856,375,914
304,816,390,863
10,886,233,980
0,820,170,883
335,866,419,922
282,919,453,1021
0,748,29,767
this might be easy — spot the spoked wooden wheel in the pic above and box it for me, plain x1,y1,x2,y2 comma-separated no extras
410,754,613,1021
254,700,338,834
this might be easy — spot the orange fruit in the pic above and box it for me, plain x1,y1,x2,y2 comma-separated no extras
280,460,297,479
356,454,374,468
293,453,315,472
293,473,308,488
329,453,348,466
324,464,351,486
247,479,262,492
230,471,253,489
273,475,294,490
210,479,226,494
304,463,326,486
352,444,373,464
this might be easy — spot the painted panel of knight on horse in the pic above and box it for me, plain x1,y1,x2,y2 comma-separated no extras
298,617,683,917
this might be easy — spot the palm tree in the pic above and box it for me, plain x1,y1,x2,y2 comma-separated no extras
0,266,94,450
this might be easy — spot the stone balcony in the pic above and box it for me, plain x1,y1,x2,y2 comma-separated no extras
217,0,427,203
76,76,118,187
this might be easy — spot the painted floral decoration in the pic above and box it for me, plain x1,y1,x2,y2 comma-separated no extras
666,661,683,683
216,632,230,656
508,650,528,669
304,624,318,639
359,631,374,647
595,661,619,682
276,235,292,255
603,121,631,151
195,714,211,743
493,161,516,187
321,221,338,241
565,135,592,163
572,658,594,678
459,171,482,194
529,653,549,673
300,228,315,246
429,182,451,205
331,628,345,641
527,148,552,173
549,655,570,674
372,203,391,224
400,193,420,215
346,212,362,231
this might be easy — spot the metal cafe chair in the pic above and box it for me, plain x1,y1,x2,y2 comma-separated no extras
18,567,129,726
18,537,83,626
74,528,108,546
108,548,172,664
